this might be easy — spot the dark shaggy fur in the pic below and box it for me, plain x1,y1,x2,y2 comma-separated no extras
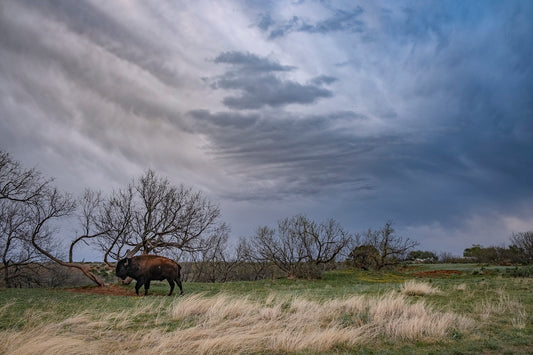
116,255,183,296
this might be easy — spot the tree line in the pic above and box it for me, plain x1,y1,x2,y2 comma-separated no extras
1,150,532,287
461,237,533,265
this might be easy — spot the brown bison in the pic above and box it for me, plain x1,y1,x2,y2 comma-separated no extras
115,255,184,296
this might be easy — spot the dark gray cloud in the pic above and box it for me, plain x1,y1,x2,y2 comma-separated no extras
197,0,533,237
188,109,259,129
257,13,275,32
191,12,533,228
311,75,338,86
258,6,365,39
219,75,333,109
186,108,388,199
210,51,334,109
214,51,295,72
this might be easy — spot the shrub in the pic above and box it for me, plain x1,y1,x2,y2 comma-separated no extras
505,266,533,278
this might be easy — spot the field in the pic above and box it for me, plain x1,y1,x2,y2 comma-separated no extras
0,264,532,354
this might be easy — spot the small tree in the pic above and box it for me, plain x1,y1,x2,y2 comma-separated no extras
463,244,501,264
189,223,238,282
95,170,223,261
236,236,272,280
510,231,533,264
1,152,50,286
1,201,45,287
250,215,350,279
351,221,418,270
346,245,379,270
26,185,110,285
406,250,438,263
0,151,108,286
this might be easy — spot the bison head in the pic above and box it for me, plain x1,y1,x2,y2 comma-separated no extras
115,258,130,280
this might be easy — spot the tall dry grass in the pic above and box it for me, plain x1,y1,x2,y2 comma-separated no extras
400,280,441,296
476,290,528,328
0,292,473,355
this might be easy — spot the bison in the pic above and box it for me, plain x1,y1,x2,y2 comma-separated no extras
115,255,184,296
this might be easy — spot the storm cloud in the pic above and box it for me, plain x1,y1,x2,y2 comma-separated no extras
0,0,532,257
210,51,334,109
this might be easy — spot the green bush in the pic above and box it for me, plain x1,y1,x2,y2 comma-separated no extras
505,266,533,278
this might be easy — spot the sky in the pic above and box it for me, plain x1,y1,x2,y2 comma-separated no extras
1,0,532,260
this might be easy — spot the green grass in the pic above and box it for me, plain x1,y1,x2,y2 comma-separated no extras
1,264,532,354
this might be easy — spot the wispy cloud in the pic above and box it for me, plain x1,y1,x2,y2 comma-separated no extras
259,6,365,39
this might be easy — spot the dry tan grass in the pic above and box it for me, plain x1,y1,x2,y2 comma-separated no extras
400,280,441,296
0,292,473,355
454,283,468,291
476,290,528,328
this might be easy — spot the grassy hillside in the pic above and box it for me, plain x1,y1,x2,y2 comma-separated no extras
0,265,531,354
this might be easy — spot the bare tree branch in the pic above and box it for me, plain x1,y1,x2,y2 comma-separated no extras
95,170,223,261
351,221,419,270
250,215,350,279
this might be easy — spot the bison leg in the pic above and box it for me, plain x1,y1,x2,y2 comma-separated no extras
134,279,144,296
144,280,151,296
167,278,175,296
175,277,184,295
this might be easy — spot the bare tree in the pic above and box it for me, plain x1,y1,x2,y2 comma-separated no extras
26,186,110,285
346,245,379,270
1,202,38,286
252,224,303,278
0,152,49,203
95,170,224,261
0,152,58,287
191,223,239,282
510,231,533,264
1,152,226,287
0,151,107,286
70,190,109,263
235,236,271,280
250,215,350,279
356,221,418,270
298,216,351,265
88,187,134,266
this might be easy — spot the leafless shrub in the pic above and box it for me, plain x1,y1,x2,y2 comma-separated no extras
349,221,418,270
510,231,533,264
249,215,351,279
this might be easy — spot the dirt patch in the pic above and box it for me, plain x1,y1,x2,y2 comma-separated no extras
65,284,134,296
412,270,462,278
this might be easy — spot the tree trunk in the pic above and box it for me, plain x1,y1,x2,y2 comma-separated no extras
32,236,107,287
3,262,11,288
76,264,107,287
